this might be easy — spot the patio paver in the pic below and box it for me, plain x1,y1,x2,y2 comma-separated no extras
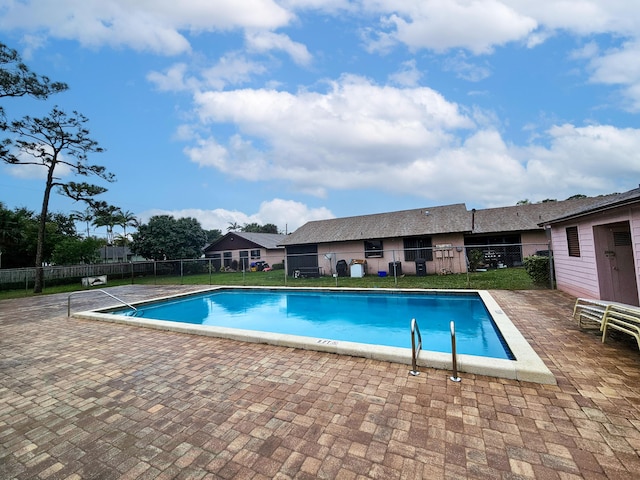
1,285,639,479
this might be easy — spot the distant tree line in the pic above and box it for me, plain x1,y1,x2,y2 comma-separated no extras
227,222,279,233
516,194,587,205
0,202,139,268
0,203,277,267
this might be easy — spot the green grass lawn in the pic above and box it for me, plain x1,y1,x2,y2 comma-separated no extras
0,266,542,301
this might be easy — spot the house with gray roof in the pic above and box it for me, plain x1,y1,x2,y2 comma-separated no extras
279,194,619,278
541,187,640,306
203,232,285,271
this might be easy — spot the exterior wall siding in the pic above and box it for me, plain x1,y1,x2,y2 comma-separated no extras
551,223,600,298
632,207,640,292
210,247,284,270
551,206,640,301
314,234,468,276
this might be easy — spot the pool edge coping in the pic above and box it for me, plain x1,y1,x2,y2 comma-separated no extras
73,286,556,385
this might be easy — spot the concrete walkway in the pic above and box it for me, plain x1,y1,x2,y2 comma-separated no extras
1,286,639,479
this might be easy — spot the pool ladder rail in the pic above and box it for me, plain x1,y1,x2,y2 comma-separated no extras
67,289,137,317
409,318,422,376
409,318,461,382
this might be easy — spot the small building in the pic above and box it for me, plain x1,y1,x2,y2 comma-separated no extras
542,188,640,306
203,232,286,271
279,195,621,278
279,204,471,277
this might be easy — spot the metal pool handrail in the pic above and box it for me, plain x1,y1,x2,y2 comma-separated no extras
67,289,137,317
409,318,422,376
450,321,461,382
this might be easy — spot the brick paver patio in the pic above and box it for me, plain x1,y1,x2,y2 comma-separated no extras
1,286,639,479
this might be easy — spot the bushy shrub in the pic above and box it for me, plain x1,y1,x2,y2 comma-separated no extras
523,255,551,286
467,249,485,272
182,261,207,275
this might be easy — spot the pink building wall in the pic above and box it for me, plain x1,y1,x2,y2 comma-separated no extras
520,231,550,258
218,248,284,270
550,206,640,301
315,234,468,276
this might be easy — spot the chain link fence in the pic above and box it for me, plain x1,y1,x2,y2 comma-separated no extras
0,242,553,292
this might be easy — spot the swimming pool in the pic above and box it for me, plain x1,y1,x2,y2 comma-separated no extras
75,287,555,384
112,289,513,359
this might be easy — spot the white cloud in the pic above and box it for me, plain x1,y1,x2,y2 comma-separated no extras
442,54,491,82
138,198,333,232
570,41,599,61
363,1,538,55
148,54,268,92
360,1,640,110
4,147,73,180
0,0,293,55
183,137,230,170
362,1,640,54
4,161,52,180
588,41,640,85
278,0,351,12
525,123,640,180
147,63,194,91
186,75,475,195
245,31,312,66
586,40,640,111
388,59,423,87
183,68,640,206
201,53,268,90
508,0,640,37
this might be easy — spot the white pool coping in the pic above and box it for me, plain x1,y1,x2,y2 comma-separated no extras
73,286,556,384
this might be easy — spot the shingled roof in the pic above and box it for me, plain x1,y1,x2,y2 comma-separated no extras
540,188,640,225
471,195,619,234
206,232,286,251
279,204,470,246
280,192,627,247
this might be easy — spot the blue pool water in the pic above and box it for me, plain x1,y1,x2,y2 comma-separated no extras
113,289,514,359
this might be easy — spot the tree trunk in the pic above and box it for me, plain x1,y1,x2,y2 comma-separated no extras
33,171,54,293
33,207,47,293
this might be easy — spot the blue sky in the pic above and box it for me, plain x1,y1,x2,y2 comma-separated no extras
1,1,639,236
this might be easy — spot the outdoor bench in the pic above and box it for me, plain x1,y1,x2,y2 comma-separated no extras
573,298,611,329
573,298,640,351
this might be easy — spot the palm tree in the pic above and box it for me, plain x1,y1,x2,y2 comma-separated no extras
92,204,120,245
227,221,241,232
71,208,93,238
117,210,139,248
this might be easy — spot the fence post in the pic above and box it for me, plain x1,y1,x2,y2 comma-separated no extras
548,242,555,289
392,250,398,287
465,246,470,288
284,257,287,287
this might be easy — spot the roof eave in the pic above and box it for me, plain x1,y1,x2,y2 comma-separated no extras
541,197,640,226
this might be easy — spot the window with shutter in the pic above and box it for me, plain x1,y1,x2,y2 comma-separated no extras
566,226,580,257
